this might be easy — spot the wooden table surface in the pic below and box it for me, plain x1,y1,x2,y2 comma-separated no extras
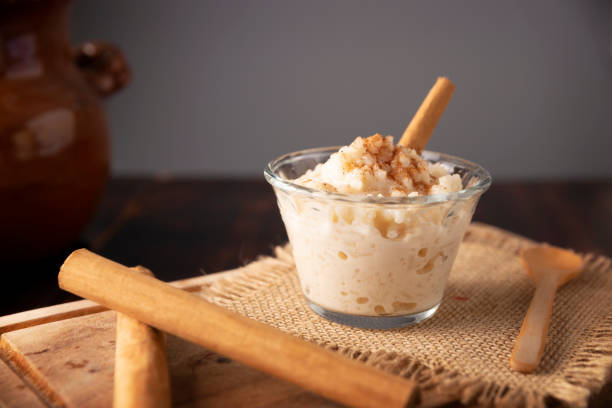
2,178,611,407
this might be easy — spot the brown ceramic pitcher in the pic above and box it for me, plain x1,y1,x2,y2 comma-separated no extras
0,0,130,260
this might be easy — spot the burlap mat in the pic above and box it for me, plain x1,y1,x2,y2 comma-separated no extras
199,223,612,408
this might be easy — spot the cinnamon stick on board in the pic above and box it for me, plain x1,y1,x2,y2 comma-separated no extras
399,77,455,151
114,266,171,408
59,249,418,408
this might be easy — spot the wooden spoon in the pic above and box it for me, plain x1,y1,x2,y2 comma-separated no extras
510,245,583,373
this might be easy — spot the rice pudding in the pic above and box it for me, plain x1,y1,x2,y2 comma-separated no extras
265,135,490,328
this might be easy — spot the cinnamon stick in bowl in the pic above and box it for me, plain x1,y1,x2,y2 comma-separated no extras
399,76,455,151
59,249,418,408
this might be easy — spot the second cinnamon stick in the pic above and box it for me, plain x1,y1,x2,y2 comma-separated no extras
114,266,171,408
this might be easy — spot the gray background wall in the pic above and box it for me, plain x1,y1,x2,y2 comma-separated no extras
72,0,612,179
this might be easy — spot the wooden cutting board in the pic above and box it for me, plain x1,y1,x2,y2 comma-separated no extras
0,358,45,408
0,272,340,408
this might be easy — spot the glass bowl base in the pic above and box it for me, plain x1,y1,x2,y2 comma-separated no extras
306,299,440,329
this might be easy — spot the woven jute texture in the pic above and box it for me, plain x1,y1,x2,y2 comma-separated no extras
199,223,612,408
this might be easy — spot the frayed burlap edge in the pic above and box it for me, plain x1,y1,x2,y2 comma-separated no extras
201,223,612,408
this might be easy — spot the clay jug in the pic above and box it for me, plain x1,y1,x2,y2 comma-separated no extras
0,0,129,260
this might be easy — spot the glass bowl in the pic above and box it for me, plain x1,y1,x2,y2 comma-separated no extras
265,147,491,329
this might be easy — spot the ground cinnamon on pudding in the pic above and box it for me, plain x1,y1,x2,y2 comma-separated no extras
294,134,461,197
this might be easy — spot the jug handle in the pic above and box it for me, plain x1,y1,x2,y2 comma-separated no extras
73,41,131,97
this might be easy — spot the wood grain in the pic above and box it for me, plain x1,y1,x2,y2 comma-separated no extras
1,311,341,408
0,318,105,407
0,358,45,408
0,300,105,335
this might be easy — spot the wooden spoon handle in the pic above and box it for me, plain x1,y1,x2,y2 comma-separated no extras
510,280,557,373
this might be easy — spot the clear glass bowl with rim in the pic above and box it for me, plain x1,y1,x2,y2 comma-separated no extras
265,146,491,329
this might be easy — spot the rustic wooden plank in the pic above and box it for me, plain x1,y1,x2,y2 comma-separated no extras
165,334,340,408
0,311,118,407
0,300,105,335
0,311,340,408
0,358,45,408
0,270,243,335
